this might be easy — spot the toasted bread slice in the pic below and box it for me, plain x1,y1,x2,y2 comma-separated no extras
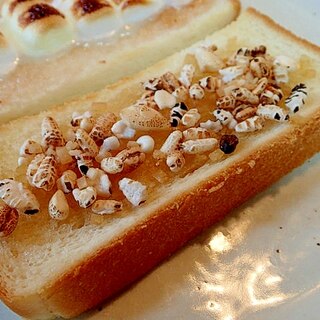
0,0,240,123
0,7,320,320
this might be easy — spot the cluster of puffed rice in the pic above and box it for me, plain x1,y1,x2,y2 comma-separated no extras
117,44,307,172
21,115,150,217
136,45,307,131
0,112,151,236
0,44,308,237
0,180,39,237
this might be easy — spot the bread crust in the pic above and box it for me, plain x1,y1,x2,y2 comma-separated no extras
1,6,320,319
0,0,240,123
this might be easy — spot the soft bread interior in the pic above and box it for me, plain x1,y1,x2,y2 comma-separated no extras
0,7,320,318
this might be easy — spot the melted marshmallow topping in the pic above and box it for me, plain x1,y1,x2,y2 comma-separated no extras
0,31,17,75
0,0,192,75
1,0,73,57
53,0,122,40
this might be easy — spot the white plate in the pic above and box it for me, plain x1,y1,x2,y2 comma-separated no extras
1,1,320,319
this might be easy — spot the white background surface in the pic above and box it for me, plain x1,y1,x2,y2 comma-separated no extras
1,0,320,319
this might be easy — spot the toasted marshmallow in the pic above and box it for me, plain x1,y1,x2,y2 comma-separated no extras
0,31,17,75
118,0,164,25
163,0,192,8
1,0,73,56
54,0,122,41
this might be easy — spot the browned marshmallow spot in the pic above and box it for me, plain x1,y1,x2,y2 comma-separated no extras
72,0,112,18
18,3,64,28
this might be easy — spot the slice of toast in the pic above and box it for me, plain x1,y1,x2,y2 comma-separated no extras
0,0,240,123
1,7,320,320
